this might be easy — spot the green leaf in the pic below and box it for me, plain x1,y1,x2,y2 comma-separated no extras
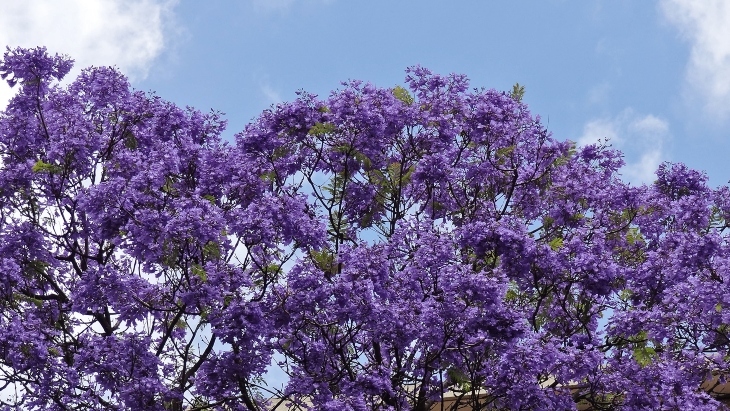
510,83,525,102
175,319,187,330
553,141,577,167
23,260,49,282
271,146,291,160
311,248,337,275
308,122,336,136
191,264,207,282
495,145,516,159
392,86,414,105
160,175,178,195
32,160,63,174
161,240,180,267
358,206,380,228
352,147,372,169
626,227,643,245
630,331,657,367
202,241,221,260
633,346,657,366
263,263,281,274
446,366,471,390
323,171,348,205
548,237,564,251
123,131,138,149
386,162,415,186
20,344,32,356
13,293,44,308
200,306,210,321
542,216,554,230
505,281,522,303
260,170,277,182
710,206,725,227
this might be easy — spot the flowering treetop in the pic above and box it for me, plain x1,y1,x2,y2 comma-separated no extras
1,46,729,410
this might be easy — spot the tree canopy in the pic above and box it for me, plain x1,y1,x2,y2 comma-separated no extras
1,46,730,410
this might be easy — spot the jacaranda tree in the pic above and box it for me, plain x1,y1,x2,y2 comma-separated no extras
1,47,729,411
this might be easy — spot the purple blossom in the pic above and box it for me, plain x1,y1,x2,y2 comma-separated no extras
1,46,729,410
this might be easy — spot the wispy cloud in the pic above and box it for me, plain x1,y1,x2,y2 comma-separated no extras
578,110,670,185
260,83,283,106
0,0,179,108
577,118,620,147
587,82,612,106
659,0,730,120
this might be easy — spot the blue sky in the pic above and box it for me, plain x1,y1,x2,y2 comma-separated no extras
1,0,730,186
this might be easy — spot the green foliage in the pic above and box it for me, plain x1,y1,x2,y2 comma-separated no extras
470,249,500,272
160,175,179,195
252,263,282,287
630,331,658,367
202,241,221,260
446,366,471,391
495,145,516,158
625,227,643,245
504,280,522,303
191,264,207,282
13,292,44,308
175,319,187,330
386,161,415,187
710,206,725,228
552,142,577,167
510,83,525,102
334,144,372,169
619,288,633,302
271,146,291,160
548,237,564,251
392,86,414,105
311,248,337,275
542,215,555,230
161,240,180,268
260,170,277,182
23,260,49,282
323,173,345,203
32,160,63,174
263,263,281,275
19,344,32,356
308,122,336,136
123,130,138,149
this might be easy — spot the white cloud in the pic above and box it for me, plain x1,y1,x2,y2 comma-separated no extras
0,0,178,109
261,84,283,105
577,118,621,147
659,0,730,119
629,114,669,135
587,82,611,106
577,110,670,185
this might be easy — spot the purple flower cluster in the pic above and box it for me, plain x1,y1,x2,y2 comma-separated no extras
1,47,729,410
